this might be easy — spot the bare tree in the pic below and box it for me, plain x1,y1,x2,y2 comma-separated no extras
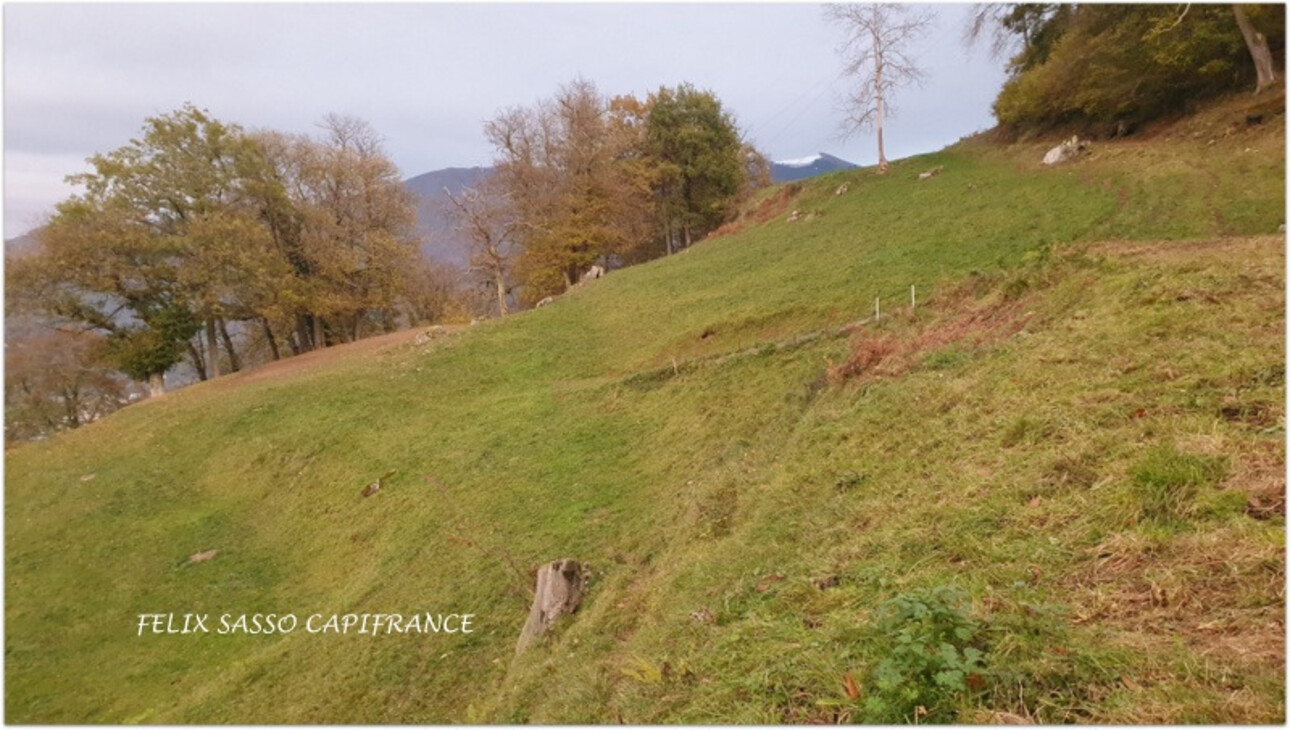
825,3,935,173
1233,4,1278,95
442,179,517,317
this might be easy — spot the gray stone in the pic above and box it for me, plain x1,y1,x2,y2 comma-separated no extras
1042,135,1089,165
579,264,606,283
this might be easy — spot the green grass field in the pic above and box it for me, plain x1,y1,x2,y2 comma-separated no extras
6,92,1285,723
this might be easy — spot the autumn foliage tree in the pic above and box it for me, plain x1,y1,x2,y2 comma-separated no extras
10,105,426,397
484,79,755,303
257,115,421,346
4,325,136,444
978,4,1285,132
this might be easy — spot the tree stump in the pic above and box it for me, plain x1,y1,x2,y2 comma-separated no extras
515,558,585,654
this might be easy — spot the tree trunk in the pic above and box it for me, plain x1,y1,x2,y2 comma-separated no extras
684,224,692,249
874,72,888,167
63,386,81,428
205,318,221,378
296,315,314,353
187,342,207,381
218,318,240,373
262,318,282,361
494,269,509,316
312,315,325,350
1234,5,1278,94
148,373,165,397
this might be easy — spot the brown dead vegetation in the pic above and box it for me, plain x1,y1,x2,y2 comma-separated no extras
746,183,802,224
827,281,1035,384
1063,528,1284,679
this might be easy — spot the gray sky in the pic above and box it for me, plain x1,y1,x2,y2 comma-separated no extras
3,2,1008,239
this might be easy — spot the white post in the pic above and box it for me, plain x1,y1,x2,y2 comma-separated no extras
875,296,881,322
911,284,916,309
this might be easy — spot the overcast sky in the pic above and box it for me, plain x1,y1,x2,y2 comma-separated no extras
3,2,1009,239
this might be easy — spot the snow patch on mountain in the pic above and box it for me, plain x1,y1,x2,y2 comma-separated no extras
775,153,824,167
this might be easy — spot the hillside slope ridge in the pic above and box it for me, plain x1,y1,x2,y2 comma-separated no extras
6,96,1284,723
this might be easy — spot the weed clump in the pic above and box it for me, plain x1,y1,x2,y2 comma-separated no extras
858,585,985,723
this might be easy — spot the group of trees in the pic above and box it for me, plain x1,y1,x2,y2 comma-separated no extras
14,5,1278,441
821,3,1284,169
3,319,138,444
451,79,763,309
976,3,1285,131
6,84,759,439
8,105,443,400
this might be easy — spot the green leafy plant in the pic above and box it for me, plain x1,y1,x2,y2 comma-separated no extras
860,586,985,723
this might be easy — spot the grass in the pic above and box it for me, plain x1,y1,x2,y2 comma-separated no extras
5,91,1284,723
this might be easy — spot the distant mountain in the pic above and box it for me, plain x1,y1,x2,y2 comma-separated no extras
404,167,492,268
5,231,41,259
771,153,858,183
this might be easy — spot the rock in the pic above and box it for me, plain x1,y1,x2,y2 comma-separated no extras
361,479,381,497
834,183,850,196
690,608,715,624
189,549,218,563
1042,135,1089,165
535,296,556,309
1278,223,1285,233
917,165,943,180
516,559,587,653
787,209,802,223
579,264,605,283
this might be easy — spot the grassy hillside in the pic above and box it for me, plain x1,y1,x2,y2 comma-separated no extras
6,93,1284,723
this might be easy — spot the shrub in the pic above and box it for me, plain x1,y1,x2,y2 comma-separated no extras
995,5,1281,132
860,586,985,723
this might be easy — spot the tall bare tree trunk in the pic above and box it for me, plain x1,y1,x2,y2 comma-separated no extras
1234,5,1278,94
873,15,889,174
218,318,240,373
148,373,165,397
